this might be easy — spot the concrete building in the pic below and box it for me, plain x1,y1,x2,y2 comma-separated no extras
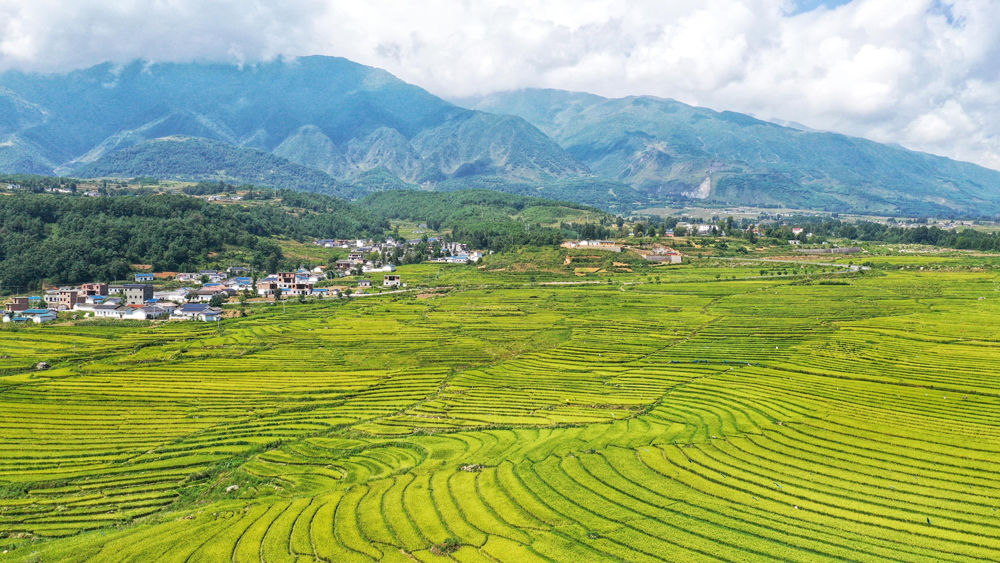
80,283,108,297
124,284,154,306
4,297,29,313
56,289,79,310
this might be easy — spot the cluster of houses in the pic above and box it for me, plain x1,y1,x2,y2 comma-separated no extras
317,238,482,272
2,264,407,324
356,275,402,290
561,240,683,264
4,182,101,197
561,240,624,252
429,242,484,264
673,223,721,236
2,281,224,324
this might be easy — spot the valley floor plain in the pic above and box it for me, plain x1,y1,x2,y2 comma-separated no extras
2,253,999,561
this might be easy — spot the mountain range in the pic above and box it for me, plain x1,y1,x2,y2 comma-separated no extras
2,55,999,216
463,89,1000,216
0,57,583,194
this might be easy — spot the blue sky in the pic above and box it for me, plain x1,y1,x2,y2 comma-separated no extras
789,0,854,14
1,1,998,170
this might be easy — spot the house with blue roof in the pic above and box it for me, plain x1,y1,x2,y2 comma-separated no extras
230,277,253,289
20,309,57,323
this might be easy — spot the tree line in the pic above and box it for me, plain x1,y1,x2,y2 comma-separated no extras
0,190,386,292
361,190,612,251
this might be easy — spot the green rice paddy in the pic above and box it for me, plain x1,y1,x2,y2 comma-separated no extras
2,256,999,561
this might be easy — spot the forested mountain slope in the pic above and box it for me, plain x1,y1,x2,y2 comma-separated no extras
0,57,587,197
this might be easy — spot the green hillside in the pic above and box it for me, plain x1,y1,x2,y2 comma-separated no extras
70,137,360,196
0,179,624,291
0,186,386,291
361,189,613,249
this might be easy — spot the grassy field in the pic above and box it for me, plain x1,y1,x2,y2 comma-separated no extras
2,249,999,561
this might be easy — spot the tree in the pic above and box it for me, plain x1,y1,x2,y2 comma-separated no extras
208,293,227,307
273,287,283,301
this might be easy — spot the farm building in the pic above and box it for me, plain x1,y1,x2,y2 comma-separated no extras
561,240,622,252
640,245,683,264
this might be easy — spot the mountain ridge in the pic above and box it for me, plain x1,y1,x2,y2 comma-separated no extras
462,88,1000,216
0,57,587,197
2,57,1000,216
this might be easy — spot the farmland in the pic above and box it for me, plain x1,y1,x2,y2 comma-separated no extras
2,254,1000,561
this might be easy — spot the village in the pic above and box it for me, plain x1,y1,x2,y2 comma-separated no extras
1,234,685,324
2,267,407,324
1,236,487,324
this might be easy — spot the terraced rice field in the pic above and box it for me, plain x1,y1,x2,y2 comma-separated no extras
2,261,1000,561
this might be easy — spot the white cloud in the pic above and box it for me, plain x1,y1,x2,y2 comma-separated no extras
1,0,999,170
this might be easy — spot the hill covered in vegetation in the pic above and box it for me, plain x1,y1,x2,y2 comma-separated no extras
362,189,614,250
0,177,627,290
0,186,386,291
70,137,355,197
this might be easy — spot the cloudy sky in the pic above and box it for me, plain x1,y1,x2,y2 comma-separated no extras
2,0,999,170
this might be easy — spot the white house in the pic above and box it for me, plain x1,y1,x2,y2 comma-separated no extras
155,288,195,302
23,309,57,323
171,303,223,321
73,302,97,314
123,306,171,320
362,264,396,273
93,304,127,319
